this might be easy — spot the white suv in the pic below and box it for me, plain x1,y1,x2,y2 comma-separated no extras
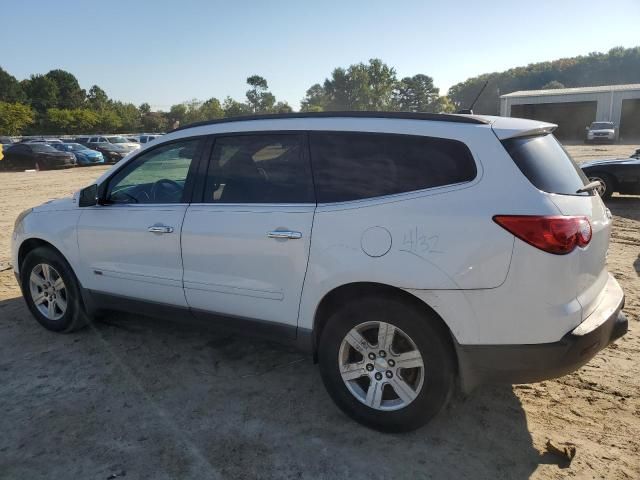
11,112,627,432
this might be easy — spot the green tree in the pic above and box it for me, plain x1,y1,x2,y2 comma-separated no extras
246,75,276,113
98,109,123,132
448,46,640,114
141,111,168,132
44,108,74,133
87,85,109,111
315,59,397,111
167,103,187,129
69,109,100,133
274,101,293,113
139,102,151,115
223,96,252,118
0,67,26,103
22,74,59,113
200,97,224,120
300,83,327,112
0,102,35,135
113,102,141,131
393,74,441,112
45,69,85,109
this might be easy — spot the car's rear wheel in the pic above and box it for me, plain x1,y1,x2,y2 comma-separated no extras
318,296,455,432
21,247,88,333
589,173,614,200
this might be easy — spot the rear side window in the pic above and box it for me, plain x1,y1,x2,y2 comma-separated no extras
309,132,477,203
502,134,588,195
204,134,314,203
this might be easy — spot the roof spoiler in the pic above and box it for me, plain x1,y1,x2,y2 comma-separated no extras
491,121,557,141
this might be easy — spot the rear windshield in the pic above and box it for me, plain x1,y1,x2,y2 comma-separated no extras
502,134,588,196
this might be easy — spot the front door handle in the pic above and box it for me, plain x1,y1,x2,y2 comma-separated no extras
267,230,302,240
148,225,174,234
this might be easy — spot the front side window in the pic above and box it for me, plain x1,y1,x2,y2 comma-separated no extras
107,139,200,204
203,134,314,203
310,132,477,203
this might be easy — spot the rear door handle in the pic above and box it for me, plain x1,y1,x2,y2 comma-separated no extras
148,225,174,234
267,230,302,240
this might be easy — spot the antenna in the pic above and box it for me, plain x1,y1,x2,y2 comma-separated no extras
457,80,489,114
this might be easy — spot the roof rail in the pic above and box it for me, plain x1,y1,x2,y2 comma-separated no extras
170,111,488,132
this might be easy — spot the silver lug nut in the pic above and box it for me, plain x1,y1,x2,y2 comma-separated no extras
368,352,376,360
385,371,393,378
379,350,386,358
366,364,374,372
375,372,383,381
388,359,395,367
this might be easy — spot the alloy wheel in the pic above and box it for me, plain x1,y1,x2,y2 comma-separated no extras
29,263,67,321
338,321,425,411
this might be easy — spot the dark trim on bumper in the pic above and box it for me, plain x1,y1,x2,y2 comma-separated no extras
457,288,626,392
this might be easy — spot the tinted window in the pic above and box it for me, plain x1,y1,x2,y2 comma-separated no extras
310,132,476,203
502,134,588,196
107,139,200,204
30,144,58,153
204,134,313,203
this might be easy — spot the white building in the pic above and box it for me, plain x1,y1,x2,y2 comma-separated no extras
500,84,640,140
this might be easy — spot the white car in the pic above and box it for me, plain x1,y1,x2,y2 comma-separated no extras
11,112,627,432
585,121,618,143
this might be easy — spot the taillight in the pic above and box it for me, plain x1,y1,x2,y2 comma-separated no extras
493,215,592,255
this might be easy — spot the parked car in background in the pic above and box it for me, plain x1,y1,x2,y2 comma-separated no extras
0,142,75,170
585,121,618,144
22,138,63,144
138,134,162,144
581,148,640,199
76,135,139,163
11,112,626,432
50,142,105,166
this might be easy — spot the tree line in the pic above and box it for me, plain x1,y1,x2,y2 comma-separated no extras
1,46,639,135
448,46,640,115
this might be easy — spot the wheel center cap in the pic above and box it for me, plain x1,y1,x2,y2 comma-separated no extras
374,357,388,372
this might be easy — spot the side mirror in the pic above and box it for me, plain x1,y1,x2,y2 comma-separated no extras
79,184,98,207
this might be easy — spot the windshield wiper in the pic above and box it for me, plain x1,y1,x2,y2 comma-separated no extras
576,181,602,194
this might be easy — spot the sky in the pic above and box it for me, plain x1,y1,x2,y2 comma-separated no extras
2,0,639,111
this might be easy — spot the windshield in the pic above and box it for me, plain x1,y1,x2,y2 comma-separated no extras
106,136,128,144
30,144,58,153
591,122,614,130
61,143,87,151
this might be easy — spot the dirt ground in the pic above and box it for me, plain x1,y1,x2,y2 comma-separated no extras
0,144,638,479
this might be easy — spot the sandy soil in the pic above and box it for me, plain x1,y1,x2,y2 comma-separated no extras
0,146,638,479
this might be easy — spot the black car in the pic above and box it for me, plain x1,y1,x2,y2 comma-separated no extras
0,143,76,170
581,148,640,199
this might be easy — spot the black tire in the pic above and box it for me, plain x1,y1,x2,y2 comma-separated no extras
21,246,89,333
318,296,455,433
589,173,615,200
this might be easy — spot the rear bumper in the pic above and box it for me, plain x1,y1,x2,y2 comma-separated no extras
457,274,626,391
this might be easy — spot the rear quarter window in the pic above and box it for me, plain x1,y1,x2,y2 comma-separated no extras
502,134,588,195
309,132,477,203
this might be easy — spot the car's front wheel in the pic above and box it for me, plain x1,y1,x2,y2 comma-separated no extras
318,296,455,432
21,246,88,333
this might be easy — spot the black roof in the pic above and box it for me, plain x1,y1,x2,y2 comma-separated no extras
171,111,488,132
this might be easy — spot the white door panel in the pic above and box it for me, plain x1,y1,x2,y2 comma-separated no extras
181,205,314,327
77,204,188,306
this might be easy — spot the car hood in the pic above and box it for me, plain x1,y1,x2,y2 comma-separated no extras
581,157,640,167
77,149,102,157
33,196,77,213
588,129,615,134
